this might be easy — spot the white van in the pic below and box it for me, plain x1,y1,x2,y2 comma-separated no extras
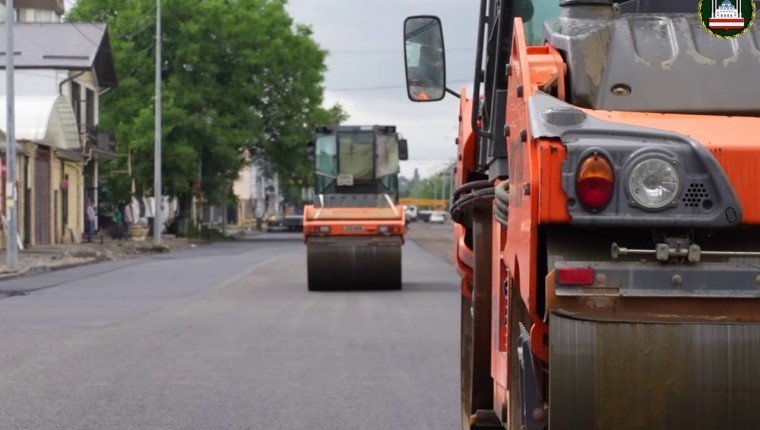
405,205,418,221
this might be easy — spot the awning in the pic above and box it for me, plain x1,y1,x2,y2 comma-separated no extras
91,147,119,160
57,149,85,162
0,95,81,150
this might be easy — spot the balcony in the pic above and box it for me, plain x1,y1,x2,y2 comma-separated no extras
86,126,118,160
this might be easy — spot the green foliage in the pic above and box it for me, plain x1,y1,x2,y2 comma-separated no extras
406,164,455,200
70,0,345,206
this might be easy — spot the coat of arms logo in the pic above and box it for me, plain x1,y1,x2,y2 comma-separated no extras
699,0,755,39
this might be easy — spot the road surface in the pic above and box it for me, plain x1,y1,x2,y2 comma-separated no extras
0,233,458,430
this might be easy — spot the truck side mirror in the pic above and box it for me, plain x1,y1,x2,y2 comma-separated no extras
404,16,446,102
398,139,409,161
306,141,315,162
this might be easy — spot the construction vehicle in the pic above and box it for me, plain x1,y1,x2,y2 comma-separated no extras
404,1,760,429
303,125,408,291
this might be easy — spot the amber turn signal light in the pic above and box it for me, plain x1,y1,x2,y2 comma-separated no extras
576,153,614,212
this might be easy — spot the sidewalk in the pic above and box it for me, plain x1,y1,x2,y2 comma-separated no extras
0,235,192,282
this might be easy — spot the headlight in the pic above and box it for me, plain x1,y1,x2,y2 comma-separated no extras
627,158,681,210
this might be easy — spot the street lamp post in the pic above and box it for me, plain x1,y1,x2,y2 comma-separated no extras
154,0,162,246
5,0,18,269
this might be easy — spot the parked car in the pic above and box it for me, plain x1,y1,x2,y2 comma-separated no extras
405,205,418,221
428,211,446,224
418,210,432,222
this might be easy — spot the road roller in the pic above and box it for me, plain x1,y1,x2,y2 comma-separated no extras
403,1,760,428
303,125,408,291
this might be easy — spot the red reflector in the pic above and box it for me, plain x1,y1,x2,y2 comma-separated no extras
577,177,614,208
557,267,595,286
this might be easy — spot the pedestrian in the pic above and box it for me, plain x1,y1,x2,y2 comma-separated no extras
123,201,133,240
86,199,96,243
113,207,125,240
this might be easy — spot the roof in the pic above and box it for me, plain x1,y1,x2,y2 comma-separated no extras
0,23,117,88
0,95,81,150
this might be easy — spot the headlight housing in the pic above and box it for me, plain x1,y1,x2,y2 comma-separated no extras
627,158,681,210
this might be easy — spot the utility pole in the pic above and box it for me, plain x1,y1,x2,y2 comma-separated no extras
443,171,449,211
433,177,438,209
153,0,162,246
5,0,18,269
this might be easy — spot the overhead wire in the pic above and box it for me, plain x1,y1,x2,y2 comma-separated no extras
329,47,475,55
327,79,470,92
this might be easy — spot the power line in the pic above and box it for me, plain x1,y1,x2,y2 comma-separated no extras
329,47,475,55
326,79,470,92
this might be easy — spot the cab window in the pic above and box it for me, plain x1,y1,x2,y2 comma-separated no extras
315,134,337,177
338,132,374,180
376,133,400,178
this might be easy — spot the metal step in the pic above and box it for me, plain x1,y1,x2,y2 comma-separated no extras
470,410,504,429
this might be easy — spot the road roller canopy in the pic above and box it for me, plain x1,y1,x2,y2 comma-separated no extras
312,125,407,199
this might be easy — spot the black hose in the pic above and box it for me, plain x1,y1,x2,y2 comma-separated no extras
450,187,495,225
453,180,493,201
494,181,509,228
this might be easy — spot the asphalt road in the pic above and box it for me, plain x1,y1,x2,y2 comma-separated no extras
0,233,458,430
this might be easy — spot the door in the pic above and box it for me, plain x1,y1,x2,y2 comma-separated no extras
34,148,51,245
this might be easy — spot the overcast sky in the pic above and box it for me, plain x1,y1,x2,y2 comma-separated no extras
63,0,478,178
285,1,478,178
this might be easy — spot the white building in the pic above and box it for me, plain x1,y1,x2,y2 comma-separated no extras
715,0,741,18
710,0,746,29
0,0,63,23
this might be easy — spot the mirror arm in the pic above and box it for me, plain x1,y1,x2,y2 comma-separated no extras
445,87,461,99
471,0,488,138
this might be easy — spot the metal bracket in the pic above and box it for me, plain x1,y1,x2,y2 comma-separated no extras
517,323,547,430
612,242,760,263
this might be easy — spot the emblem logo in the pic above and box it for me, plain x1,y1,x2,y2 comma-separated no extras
699,0,755,39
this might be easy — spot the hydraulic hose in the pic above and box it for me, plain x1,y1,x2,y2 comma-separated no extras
494,180,509,228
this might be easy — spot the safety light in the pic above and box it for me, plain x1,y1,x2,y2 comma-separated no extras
378,226,390,234
317,226,331,233
627,158,681,210
557,267,595,286
576,153,614,212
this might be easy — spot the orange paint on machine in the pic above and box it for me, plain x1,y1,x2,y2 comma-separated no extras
403,2,760,429
302,125,408,291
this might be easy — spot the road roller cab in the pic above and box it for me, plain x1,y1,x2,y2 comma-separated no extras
303,125,408,291
404,1,760,428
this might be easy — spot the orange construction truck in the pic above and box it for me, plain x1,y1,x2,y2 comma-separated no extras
303,125,408,291
404,1,760,429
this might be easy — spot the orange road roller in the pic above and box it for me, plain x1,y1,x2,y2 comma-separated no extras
303,125,408,291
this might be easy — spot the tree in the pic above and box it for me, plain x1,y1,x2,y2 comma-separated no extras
69,0,345,212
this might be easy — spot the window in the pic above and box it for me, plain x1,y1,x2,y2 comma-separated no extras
315,134,337,176
338,132,374,181
86,89,95,131
33,9,60,23
375,133,399,178
71,82,82,132
315,134,337,193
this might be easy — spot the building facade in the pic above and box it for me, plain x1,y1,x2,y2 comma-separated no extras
0,0,63,23
0,21,117,246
